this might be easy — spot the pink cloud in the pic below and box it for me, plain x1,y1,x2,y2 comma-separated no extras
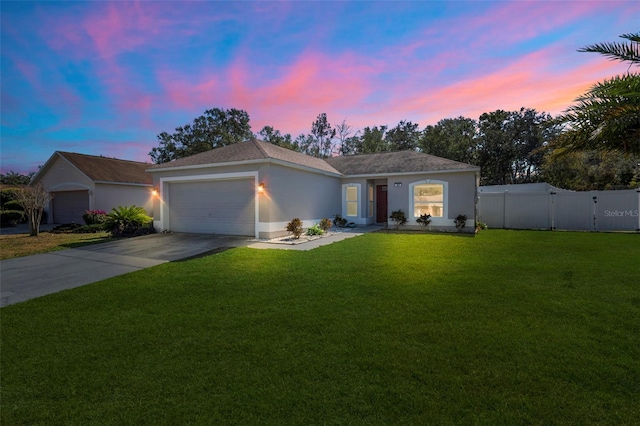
379,46,631,127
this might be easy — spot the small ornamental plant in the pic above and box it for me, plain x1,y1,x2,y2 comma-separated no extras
306,224,324,236
416,213,432,227
333,214,347,228
389,209,407,230
454,214,468,231
82,210,107,225
286,218,303,239
319,217,332,232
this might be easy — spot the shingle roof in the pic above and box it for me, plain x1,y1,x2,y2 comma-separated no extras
324,150,479,176
147,139,342,175
56,152,152,184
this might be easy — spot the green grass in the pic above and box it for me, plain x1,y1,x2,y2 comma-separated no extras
1,230,639,424
0,231,113,260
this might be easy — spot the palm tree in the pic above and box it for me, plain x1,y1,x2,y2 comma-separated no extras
555,33,640,156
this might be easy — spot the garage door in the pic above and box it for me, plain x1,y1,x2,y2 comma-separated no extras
168,179,255,235
52,190,89,224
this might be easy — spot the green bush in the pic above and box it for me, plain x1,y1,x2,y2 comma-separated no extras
74,224,106,233
0,210,23,226
1,188,26,225
306,224,324,236
104,206,153,237
389,209,407,229
82,210,107,225
285,218,303,239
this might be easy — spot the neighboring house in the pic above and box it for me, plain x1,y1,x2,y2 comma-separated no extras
148,140,480,238
31,151,153,224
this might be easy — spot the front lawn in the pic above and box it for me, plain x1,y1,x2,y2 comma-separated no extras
1,231,639,424
0,231,113,260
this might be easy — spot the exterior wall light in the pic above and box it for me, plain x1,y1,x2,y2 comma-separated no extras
151,187,159,196
258,183,265,194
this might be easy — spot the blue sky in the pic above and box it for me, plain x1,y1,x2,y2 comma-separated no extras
1,0,637,174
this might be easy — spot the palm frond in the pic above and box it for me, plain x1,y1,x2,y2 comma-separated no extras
578,32,640,64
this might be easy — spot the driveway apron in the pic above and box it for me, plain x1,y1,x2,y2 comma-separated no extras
0,233,250,307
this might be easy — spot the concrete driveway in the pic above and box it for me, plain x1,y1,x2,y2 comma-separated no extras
0,233,251,307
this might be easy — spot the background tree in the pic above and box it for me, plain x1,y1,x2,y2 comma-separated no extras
385,120,420,151
420,117,477,164
13,183,50,237
553,32,640,155
257,126,299,151
335,119,356,155
541,150,638,190
1,171,35,185
475,110,517,185
352,125,389,154
310,113,337,158
149,108,253,163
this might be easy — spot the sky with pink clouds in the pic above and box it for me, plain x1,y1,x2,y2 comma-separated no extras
1,1,638,174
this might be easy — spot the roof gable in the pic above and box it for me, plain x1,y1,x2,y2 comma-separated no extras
324,151,479,176
34,152,153,185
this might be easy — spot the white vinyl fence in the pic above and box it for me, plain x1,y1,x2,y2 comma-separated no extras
478,188,640,231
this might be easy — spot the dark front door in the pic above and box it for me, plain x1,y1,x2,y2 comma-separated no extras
376,185,388,223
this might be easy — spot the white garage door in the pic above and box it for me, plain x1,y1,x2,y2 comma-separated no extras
52,190,89,224
168,179,255,236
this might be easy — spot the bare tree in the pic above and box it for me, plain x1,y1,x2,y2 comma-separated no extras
335,119,354,155
14,183,51,236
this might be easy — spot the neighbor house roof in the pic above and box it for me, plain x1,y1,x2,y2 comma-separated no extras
324,150,480,176
147,139,342,176
32,151,153,185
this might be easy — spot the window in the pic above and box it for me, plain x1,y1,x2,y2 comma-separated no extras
413,183,444,217
346,186,358,217
368,185,374,218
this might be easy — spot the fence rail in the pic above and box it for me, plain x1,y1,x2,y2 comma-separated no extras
478,189,640,231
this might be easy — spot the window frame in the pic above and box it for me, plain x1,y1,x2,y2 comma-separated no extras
409,180,448,223
342,183,361,218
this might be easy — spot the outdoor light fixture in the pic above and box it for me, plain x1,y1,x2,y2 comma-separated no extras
151,187,159,196
258,183,265,194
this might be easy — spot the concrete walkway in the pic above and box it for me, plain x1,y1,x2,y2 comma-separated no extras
0,225,380,307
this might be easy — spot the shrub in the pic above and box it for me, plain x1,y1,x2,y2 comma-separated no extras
1,188,26,225
104,206,153,238
286,218,303,239
454,214,468,230
0,210,23,226
52,223,83,233
333,214,347,228
319,218,332,232
416,213,432,227
306,224,324,236
476,221,488,230
74,224,106,234
82,210,107,225
389,209,407,229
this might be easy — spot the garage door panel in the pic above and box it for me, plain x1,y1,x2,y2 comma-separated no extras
168,179,255,236
52,190,89,224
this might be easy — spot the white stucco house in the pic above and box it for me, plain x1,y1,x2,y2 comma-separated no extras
147,140,480,238
31,151,153,224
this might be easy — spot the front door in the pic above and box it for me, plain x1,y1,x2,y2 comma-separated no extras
376,185,388,223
